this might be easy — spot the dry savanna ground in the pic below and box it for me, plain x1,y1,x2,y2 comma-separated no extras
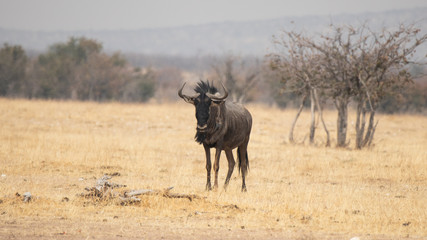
0,98,426,239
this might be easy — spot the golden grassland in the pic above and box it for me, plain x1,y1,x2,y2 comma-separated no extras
0,98,426,239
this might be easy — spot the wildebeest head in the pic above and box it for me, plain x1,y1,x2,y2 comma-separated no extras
178,81,228,142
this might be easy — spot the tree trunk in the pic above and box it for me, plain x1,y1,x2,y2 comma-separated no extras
355,99,378,149
355,99,367,149
289,93,308,143
309,89,316,144
362,110,377,147
313,88,330,147
238,94,246,104
336,99,349,147
356,74,379,149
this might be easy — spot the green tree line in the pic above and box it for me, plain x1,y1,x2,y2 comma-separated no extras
0,37,155,102
0,34,426,116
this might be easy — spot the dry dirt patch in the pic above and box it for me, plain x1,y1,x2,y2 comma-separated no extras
1,99,426,239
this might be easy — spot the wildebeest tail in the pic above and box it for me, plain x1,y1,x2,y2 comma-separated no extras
237,147,249,176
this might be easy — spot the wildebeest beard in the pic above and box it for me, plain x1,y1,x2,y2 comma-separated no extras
195,131,206,144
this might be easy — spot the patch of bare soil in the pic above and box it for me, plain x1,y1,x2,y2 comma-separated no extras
0,217,330,240
0,217,418,240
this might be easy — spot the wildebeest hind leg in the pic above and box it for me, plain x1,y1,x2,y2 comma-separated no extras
224,149,235,190
238,144,249,192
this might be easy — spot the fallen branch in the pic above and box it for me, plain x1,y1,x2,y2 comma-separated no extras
82,174,126,199
81,175,202,204
124,186,201,201
163,192,201,202
124,189,155,197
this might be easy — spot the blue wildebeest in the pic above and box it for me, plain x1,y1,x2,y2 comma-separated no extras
178,81,252,191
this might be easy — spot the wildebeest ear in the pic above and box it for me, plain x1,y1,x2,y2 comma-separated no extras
212,100,224,105
183,96,196,104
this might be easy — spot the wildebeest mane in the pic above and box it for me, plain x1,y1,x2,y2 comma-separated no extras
194,81,218,95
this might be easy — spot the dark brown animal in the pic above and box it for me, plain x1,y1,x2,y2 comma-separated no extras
178,81,252,191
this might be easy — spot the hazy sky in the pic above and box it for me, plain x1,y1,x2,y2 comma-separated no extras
1,0,426,31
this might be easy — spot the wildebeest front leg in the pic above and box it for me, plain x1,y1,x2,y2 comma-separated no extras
203,144,212,191
224,149,235,190
213,148,221,190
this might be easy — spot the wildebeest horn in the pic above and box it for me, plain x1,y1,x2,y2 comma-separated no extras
207,81,228,101
178,82,199,102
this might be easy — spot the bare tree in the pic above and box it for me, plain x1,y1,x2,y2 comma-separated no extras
351,24,427,148
268,32,330,146
211,54,260,103
154,67,182,102
268,23,426,149
307,24,427,148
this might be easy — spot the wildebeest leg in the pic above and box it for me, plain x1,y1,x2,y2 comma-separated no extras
224,149,235,190
238,141,249,192
203,144,212,191
213,148,221,190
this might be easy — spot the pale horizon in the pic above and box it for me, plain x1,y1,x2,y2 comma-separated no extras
1,0,427,31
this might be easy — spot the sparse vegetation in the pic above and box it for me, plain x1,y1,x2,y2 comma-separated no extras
268,23,427,148
0,98,426,239
210,54,261,103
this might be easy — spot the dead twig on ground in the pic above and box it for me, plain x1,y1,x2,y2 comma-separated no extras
81,175,202,204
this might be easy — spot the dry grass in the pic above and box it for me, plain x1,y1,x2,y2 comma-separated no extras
0,98,426,239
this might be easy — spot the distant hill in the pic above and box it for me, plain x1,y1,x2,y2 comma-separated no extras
0,7,426,57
